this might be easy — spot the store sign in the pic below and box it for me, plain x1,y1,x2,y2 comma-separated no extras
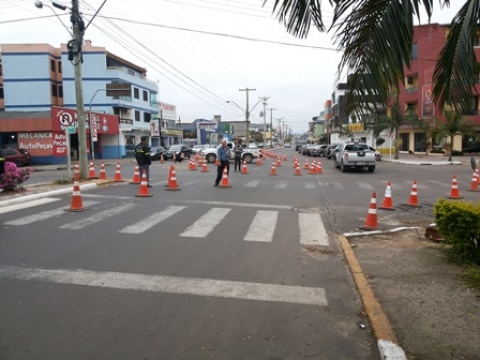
17,132,67,157
51,106,119,134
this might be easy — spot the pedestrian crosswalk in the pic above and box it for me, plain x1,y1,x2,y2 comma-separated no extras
2,200,330,247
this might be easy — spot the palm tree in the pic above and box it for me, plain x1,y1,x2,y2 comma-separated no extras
435,110,478,161
264,1,480,116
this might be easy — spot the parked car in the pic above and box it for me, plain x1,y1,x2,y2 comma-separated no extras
301,144,315,156
163,144,193,161
150,146,166,161
3,148,31,167
462,142,480,153
325,144,342,159
311,144,328,157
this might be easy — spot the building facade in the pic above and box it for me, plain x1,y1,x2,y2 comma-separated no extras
0,41,161,163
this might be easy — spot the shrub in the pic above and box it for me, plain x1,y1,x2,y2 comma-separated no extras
434,199,480,265
0,162,33,192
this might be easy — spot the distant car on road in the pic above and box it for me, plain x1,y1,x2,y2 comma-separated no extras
150,146,166,161
3,148,31,167
163,144,193,161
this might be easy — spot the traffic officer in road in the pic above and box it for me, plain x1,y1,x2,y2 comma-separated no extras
135,136,152,187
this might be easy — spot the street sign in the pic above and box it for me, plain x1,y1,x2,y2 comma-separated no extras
68,125,76,134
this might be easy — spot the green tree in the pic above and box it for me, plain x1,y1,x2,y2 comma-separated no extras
435,110,478,161
264,1,480,116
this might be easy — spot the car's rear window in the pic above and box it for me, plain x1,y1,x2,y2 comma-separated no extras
345,144,368,151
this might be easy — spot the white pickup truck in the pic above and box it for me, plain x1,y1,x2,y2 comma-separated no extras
200,141,261,164
333,143,376,172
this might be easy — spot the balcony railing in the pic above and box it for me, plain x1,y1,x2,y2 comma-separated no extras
405,86,418,94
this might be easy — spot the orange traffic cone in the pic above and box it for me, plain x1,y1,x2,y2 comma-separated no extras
88,161,98,179
135,170,153,197
215,158,220,166
220,167,232,188
65,178,87,212
309,163,316,175
241,161,248,174
130,164,141,184
380,181,395,210
359,192,379,230
407,181,420,207
316,162,322,174
270,162,278,176
468,171,479,192
201,159,209,173
294,163,302,176
276,156,282,167
99,162,107,180
447,175,463,199
283,153,287,161
165,165,181,191
476,169,480,185
189,158,197,170
114,162,124,182
304,160,309,170
256,157,262,166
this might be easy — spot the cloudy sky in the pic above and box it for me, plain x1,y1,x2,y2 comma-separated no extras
0,0,465,133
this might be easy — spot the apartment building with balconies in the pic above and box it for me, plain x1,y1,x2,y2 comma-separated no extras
0,41,160,163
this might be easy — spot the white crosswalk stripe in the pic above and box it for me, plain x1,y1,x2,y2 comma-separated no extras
180,207,231,238
299,213,329,246
244,180,260,188
3,201,100,225
119,206,186,234
275,181,287,189
59,203,135,230
244,210,278,242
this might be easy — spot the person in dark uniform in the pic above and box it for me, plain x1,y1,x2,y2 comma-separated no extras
233,141,243,172
135,136,152,187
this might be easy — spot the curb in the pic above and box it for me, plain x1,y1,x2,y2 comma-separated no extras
338,232,408,360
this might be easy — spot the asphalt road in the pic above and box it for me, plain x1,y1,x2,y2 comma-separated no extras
0,151,476,359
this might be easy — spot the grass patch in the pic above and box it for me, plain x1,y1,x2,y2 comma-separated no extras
54,178,72,185
462,266,480,289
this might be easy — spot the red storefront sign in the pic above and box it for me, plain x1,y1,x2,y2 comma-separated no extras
51,106,119,134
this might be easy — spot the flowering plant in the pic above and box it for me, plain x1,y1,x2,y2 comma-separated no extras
0,162,33,192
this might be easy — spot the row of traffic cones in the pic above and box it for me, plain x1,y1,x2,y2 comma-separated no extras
361,175,471,230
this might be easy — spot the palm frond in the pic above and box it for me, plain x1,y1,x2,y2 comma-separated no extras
265,0,326,38
432,0,480,112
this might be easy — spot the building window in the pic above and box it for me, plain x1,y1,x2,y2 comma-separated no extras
144,112,151,123
0,87,3,99
51,83,58,97
58,61,62,73
50,59,56,72
143,90,148,102
134,87,139,99
135,110,140,122
411,43,418,60
58,85,63,98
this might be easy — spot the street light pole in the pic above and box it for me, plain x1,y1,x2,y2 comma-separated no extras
239,88,255,145
259,96,270,147
267,108,276,148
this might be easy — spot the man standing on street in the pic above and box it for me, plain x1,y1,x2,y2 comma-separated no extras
214,140,230,187
135,136,152,187
233,141,243,172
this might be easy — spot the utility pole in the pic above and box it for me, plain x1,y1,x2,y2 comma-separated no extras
267,108,276,148
258,96,270,147
71,0,87,179
239,88,256,145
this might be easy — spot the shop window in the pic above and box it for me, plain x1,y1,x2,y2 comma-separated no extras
400,133,409,151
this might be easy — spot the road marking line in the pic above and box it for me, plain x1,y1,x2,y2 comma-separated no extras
357,181,374,191
176,200,291,210
244,180,260,188
299,213,329,246
244,210,278,242
59,203,135,230
0,198,60,214
180,207,231,238
274,182,287,189
119,206,186,234
0,266,328,306
305,183,317,189
3,201,99,225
